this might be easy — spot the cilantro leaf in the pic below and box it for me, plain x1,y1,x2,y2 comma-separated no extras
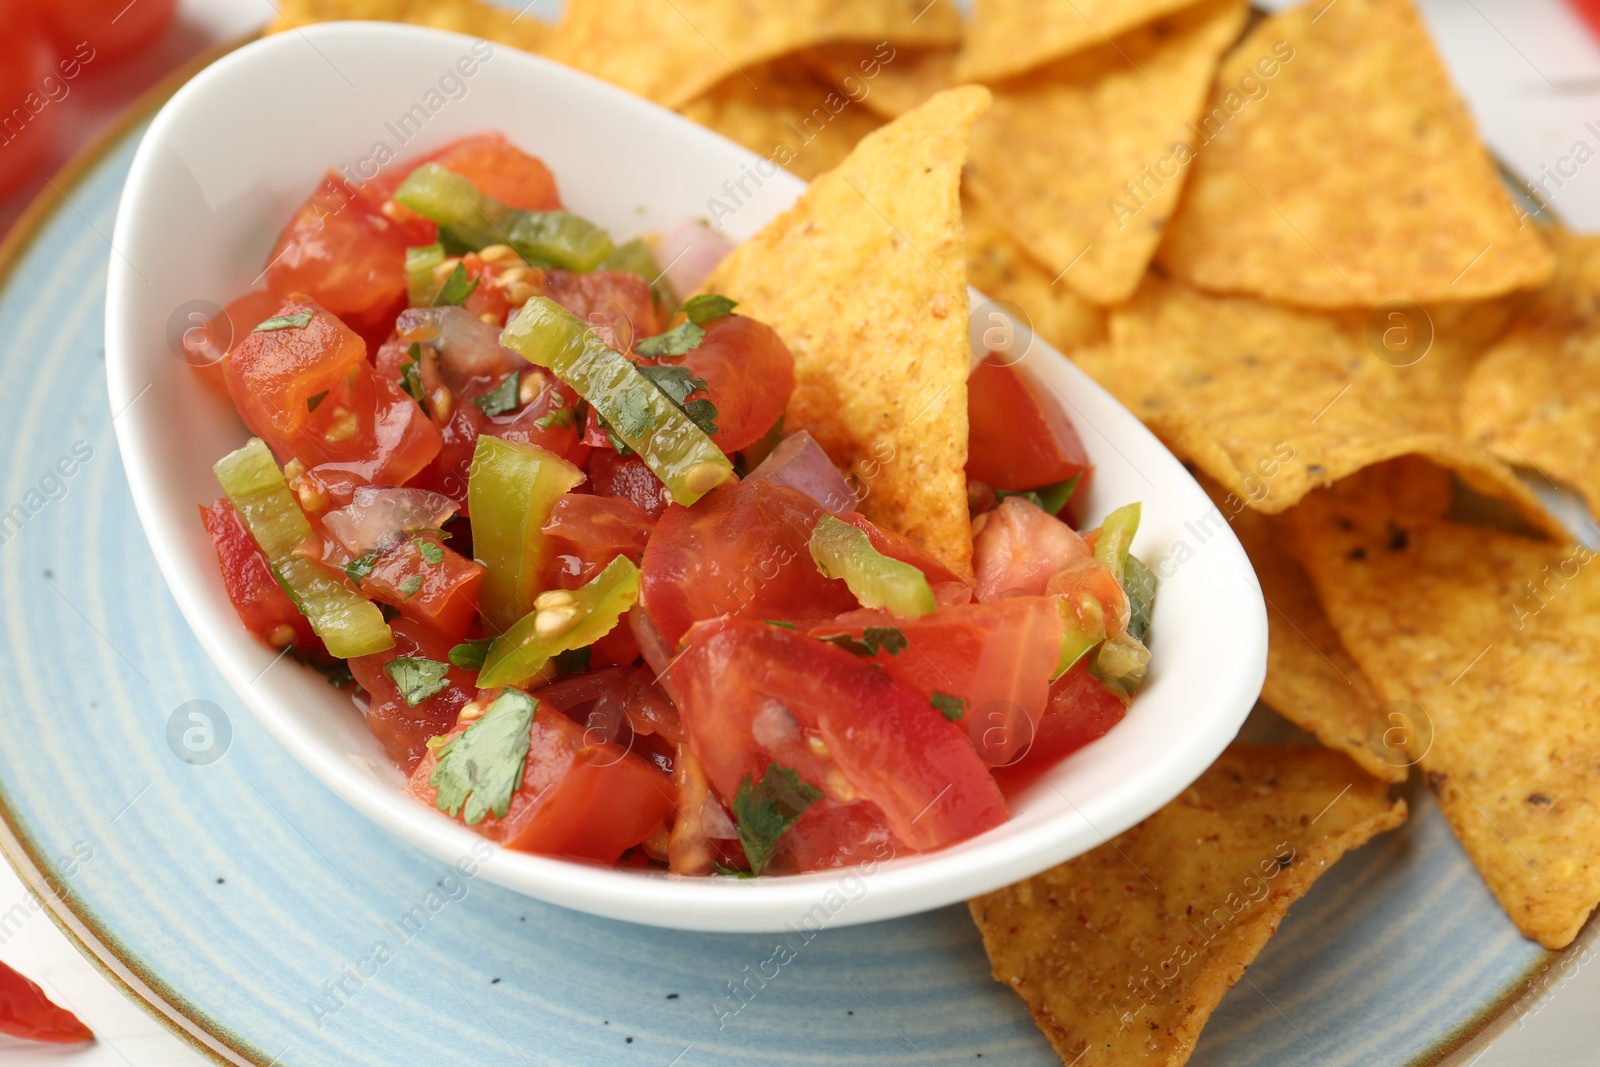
680,293,737,324
765,620,798,630
553,646,592,676
383,656,451,706
399,343,426,406
448,638,493,671
817,632,875,656
612,386,655,439
534,405,576,429
399,575,424,600
429,689,536,824
343,551,380,588
816,626,906,657
254,312,314,332
996,472,1083,516
931,691,968,722
474,372,521,417
635,319,705,357
639,365,718,436
732,763,823,876
307,390,328,413
434,262,479,307
413,536,445,565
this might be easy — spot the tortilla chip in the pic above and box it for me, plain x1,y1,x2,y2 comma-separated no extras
1285,497,1600,949
799,43,957,121
706,87,990,579
677,61,883,182
964,196,1107,356
547,0,962,110
971,744,1405,1066
1156,0,1554,308
266,0,553,52
958,0,1212,84
965,0,1248,305
1076,274,1569,539
1461,230,1600,522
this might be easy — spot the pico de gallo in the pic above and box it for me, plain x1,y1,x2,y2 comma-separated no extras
193,133,1156,877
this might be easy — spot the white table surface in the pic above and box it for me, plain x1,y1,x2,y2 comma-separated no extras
1,0,1596,1063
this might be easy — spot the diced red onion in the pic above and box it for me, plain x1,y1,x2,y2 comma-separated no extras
396,306,520,384
322,486,458,556
746,430,858,512
656,217,734,299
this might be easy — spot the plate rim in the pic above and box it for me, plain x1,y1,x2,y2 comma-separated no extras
0,21,1584,1067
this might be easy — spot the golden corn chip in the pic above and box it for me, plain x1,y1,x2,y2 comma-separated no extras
971,745,1405,1066
677,60,883,182
706,87,991,579
1156,0,1554,308
1078,274,1568,539
1461,230,1600,521
547,0,962,110
958,0,1210,84
1285,497,1600,949
964,195,1107,355
266,0,553,52
799,43,956,121
965,0,1247,306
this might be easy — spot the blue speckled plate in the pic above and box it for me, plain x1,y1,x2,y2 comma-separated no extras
0,45,1584,1067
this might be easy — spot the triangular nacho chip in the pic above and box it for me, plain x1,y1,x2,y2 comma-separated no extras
1156,0,1554,307
964,195,1107,356
706,87,991,578
957,0,1211,83
1285,496,1600,949
1076,274,1568,539
1461,230,1600,520
971,745,1405,1065
677,60,884,182
267,0,554,51
548,0,962,110
800,43,957,121
965,0,1247,305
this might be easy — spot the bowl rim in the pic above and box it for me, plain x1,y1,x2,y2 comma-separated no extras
106,20,1267,933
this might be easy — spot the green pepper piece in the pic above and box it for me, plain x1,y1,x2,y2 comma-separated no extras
405,243,446,307
466,436,584,634
808,514,936,619
213,438,393,658
1092,502,1141,585
1123,554,1157,644
394,162,615,271
500,296,733,506
479,555,641,688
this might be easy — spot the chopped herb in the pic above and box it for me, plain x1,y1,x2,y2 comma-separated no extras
383,656,451,706
931,691,969,722
1123,555,1157,644
552,646,592,676
816,626,906,657
253,312,314,332
996,472,1083,516
379,603,402,623
680,292,737,324
399,575,424,600
434,262,479,307
732,763,823,876
428,689,537,824
343,551,380,588
639,365,718,436
449,638,493,671
306,390,328,413
612,385,656,439
474,372,521,417
534,404,576,430
712,860,756,879
635,319,705,358
399,342,426,406
413,536,445,565
287,647,355,687
765,620,798,630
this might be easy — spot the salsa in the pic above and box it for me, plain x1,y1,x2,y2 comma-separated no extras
195,133,1154,876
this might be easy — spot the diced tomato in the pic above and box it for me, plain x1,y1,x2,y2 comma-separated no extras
225,298,441,502
0,958,93,1044
966,356,1090,495
200,499,325,658
810,595,1063,768
381,133,562,211
0,14,61,200
637,315,793,453
994,661,1128,795
773,799,903,873
588,449,673,519
408,701,675,863
671,619,1007,851
542,494,654,589
183,290,285,395
641,478,857,647
667,744,745,875
265,173,434,341
542,269,661,344
972,496,1092,602
348,618,475,773
310,530,482,646
39,0,176,67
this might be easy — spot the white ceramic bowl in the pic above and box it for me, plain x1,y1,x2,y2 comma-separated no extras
106,22,1266,933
